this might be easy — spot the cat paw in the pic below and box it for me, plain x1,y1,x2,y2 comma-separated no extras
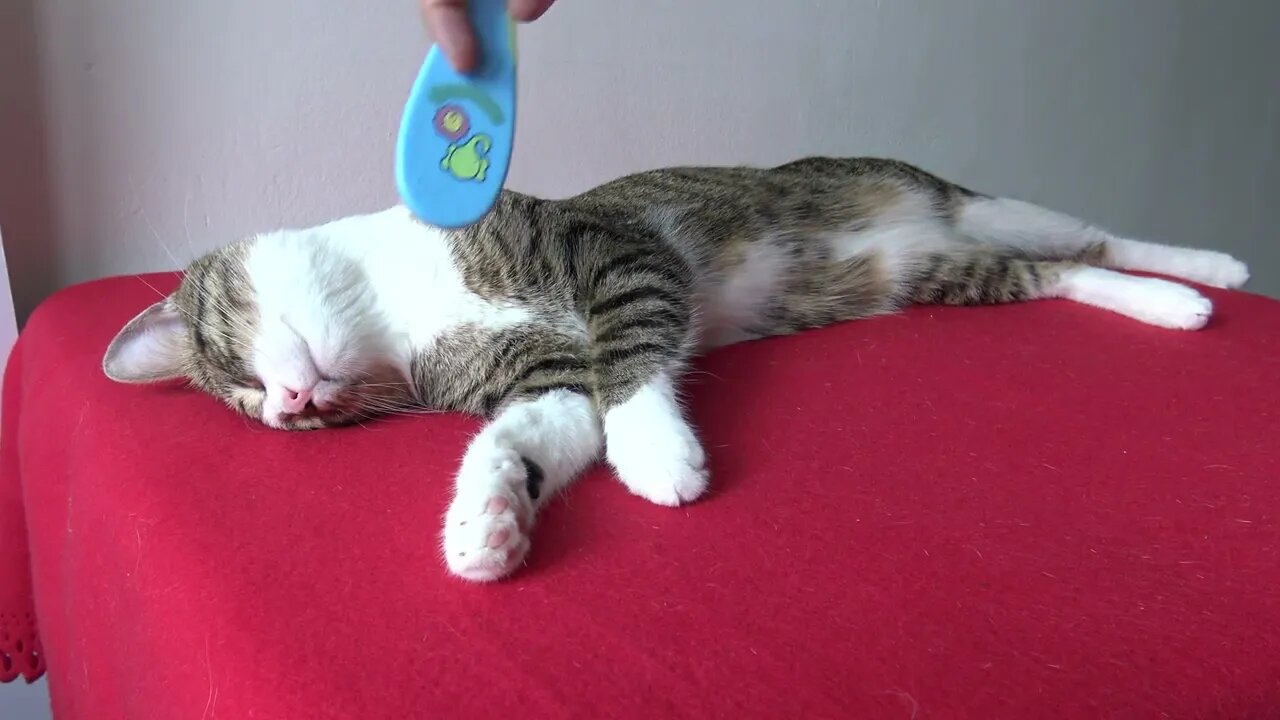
1183,251,1250,289
606,417,709,507
1125,278,1213,330
442,448,536,582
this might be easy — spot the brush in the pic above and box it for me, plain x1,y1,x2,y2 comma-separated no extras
395,0,517,229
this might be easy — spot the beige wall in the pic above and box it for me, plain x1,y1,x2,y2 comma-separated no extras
2,0,1278,322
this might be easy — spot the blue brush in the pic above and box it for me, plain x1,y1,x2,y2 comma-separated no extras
395,0,517,229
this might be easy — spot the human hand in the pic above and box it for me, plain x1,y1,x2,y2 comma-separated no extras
419,0,557,73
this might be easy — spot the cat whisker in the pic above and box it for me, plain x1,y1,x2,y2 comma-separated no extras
133,275,170,302
348,397,443,417
130,275,257,353
190,285,257,341
130,174,196,273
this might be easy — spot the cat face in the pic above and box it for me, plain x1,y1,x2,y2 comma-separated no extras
103,235,414,430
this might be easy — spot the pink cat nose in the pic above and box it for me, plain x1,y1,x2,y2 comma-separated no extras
281,385,314,414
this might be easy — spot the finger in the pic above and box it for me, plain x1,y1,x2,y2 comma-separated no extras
508,0,556,22
421,0,478,72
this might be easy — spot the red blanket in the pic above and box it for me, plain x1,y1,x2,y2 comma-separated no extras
3,273,1279,718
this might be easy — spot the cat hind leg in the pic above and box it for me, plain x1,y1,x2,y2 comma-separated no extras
906,247,1215,330
956,196,1249,289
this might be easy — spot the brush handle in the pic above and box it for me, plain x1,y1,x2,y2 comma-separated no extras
395,0,517,229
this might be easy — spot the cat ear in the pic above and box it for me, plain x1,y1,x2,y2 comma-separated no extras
102,299,192,383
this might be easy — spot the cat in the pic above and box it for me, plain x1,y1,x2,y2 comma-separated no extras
101,156,1250,582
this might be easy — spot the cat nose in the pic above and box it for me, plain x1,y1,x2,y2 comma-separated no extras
281,385,315,414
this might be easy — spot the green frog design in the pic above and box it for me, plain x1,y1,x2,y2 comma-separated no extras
440,134,492,183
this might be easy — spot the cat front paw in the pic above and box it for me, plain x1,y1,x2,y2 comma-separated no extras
442,448,538,582
606,418,709,507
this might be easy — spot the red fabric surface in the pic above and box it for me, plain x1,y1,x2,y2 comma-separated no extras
2,272,1279,718
2,302,44,684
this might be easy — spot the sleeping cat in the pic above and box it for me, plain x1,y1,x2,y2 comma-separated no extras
101,157,1250,582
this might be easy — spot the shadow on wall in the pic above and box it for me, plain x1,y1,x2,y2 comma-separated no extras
0,0,59,325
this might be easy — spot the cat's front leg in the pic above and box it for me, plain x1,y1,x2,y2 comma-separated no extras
602,373,708,507
586,243,709,507
442,389,601,582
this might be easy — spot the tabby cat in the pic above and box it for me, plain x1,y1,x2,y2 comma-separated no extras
102,157,1250,581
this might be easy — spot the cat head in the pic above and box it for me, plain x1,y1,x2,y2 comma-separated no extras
102,234,413,429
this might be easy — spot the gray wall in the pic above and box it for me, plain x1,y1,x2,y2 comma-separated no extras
2,0,1278,322
0,679,51,720
0,1,1276,716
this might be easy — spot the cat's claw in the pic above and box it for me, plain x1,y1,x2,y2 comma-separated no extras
442,449,534,582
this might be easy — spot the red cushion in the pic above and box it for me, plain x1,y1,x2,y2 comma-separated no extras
3,272,1279,718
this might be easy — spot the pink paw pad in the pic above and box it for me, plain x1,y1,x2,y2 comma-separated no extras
487,529,510,549
486,496,509,515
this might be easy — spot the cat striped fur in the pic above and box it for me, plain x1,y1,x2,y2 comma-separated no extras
103,156,1250,581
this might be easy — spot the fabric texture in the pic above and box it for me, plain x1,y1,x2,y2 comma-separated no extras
2,300,44,684
2,272,1278,719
